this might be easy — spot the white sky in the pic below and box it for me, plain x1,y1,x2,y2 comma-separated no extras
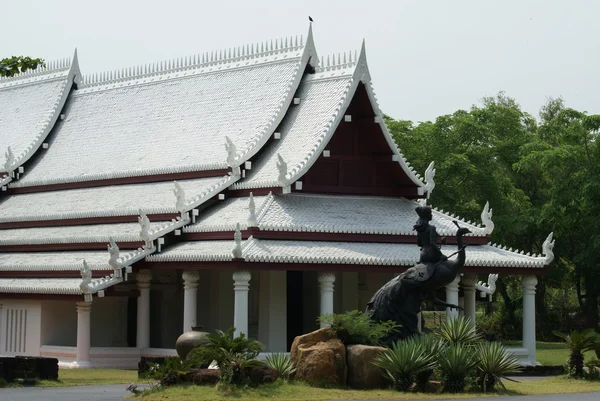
1,0,599,122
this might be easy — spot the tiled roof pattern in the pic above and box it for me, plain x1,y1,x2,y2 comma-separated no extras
0,176,226,222
0,251,110,271
0,222,166,245
16,60,303,187
232,69,355,189
183,195,269,233
0,278,84,294
0,67,70,168
147,238,546,268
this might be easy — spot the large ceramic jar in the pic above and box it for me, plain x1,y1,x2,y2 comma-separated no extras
175,326,210,360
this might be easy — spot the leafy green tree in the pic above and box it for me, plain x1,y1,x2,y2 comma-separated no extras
0,56,45,77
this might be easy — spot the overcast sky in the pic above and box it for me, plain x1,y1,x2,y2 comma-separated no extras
2,0,599,122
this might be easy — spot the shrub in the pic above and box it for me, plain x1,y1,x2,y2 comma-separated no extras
583,359,600,381
438,344,478,393
475,341,521,392
554,328,600,377
264,353,295,379
434,316,482,346
373,339,436,391
412,334,445,391
145,357,190,387
318,310,399,346
187,327,265,387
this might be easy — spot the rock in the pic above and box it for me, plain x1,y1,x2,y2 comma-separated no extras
346,344,388,389
295,338,347,387
184,369,220,385
290,327,336,362
243,366,279,385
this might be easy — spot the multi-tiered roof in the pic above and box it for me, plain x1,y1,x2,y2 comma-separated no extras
0,26,553,300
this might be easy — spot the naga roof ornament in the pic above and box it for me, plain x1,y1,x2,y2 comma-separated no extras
232,222,243,259
480,201,495,235
542,232,555,264
247,193,258,227
423,161,435,199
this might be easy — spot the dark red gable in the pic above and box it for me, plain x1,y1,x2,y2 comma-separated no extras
300,83,423,198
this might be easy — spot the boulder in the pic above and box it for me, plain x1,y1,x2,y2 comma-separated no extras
346,344,388,389
295,338,347,387
243,366,279,385
290,327,336,362
184,369,220,385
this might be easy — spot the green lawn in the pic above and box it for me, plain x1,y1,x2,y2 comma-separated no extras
38,368,139,387
136,377,600,401
502,341,597,366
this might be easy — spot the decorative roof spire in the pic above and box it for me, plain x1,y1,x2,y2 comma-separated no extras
225,136,237,167
232,222,243,259
173,181,186,214
476,273,498,297
108,237,120,269
276,154,288,185
138,211,151,248
80,260,92,293
542,232,555,264
480,201,494,235
423,161,436,199
247,192,257,227
4,146,15,176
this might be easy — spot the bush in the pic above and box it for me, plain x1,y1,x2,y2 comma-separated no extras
583,359,600,381
411,334,445,391
145,357,190,387
318,310,399,346
373,339,436,391
475,341,521,392
434,316,482,346
554,328,600,376
264,353,295,379
438,344,478,393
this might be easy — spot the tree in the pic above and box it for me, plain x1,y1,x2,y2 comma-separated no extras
0,56,45,77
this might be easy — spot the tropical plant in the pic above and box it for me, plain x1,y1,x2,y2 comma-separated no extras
373,340,436,391
145,357,190,387
582,359,600,381
475,341,521,392
318,310,400,346
434,316,482,346
187,327,265,386
438,344,478,393
553,329,600,376
412,334,446,391
264,353,296,379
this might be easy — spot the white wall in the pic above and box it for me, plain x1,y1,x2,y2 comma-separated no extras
0,299,41,356
41,300,77,346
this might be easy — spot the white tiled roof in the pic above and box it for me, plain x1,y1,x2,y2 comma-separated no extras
232,64,355,189
0,176,230,222
183,195,269,233
0,279,85,294
0,222,167,245
0,55,80,170
183,193,484,236
0,251,110,271
147,237,547,268
15,38,314,187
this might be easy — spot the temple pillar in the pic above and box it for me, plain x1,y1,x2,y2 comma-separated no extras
75,301,92,368
462,274,478,323
318,273,335,327
182,270,200,333
233,271,251,337
522,275,538,364
445,276,461,320
136,269,152,349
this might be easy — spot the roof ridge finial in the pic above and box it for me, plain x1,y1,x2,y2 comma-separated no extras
423,161,436,199
232,222,243,259
480,201,495,235
248,192,258,227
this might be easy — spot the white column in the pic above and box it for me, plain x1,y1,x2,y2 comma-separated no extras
136,269,152,349
0,303,3,352
182,270,200,333
445,276,461,320
462,274,478,323
75,301,92,368
318,272,335,327
233,271,251,337
522,275,538,365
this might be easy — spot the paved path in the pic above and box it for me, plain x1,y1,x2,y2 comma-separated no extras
1,384,599,401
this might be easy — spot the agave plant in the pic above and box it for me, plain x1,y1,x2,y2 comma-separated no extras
476,342,521,392
411,334,445,391
434,316,482,346
554,328,600,376
373,340,437,392
438,344,478,393
264,353,296,379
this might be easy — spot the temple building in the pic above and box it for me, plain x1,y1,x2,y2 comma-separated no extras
0,26,553,368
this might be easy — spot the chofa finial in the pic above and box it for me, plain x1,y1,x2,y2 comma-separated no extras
276,154,288,185
4,146,15,176
423,161,435,199
247,192,257,227
80,260,92,293
232,222,243,258
480,201,494,235
173,181,186,214
542,232,555,264
225,136,237,167
108,237,120,269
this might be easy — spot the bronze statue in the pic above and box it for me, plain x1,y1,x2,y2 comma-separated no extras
366,205,471,344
